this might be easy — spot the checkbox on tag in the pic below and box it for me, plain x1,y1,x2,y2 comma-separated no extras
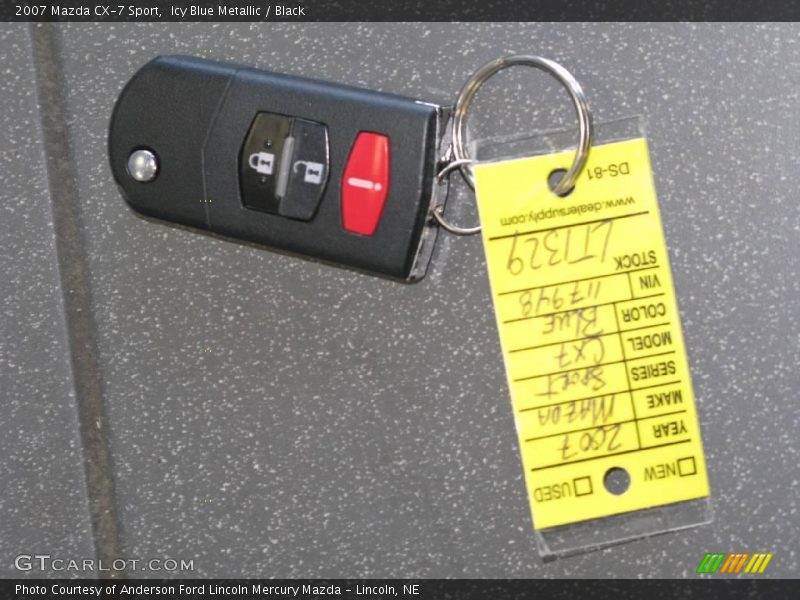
678,457,697,477
573,476,594,497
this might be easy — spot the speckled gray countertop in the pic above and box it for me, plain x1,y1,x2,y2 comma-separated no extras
0,22,798,578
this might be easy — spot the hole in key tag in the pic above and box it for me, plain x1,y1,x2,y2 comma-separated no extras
603,467,631,495
434,57,712,557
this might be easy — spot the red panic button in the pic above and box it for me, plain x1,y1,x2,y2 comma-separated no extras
341,132,390,236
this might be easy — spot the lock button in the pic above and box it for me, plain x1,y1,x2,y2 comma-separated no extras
239,112,329,221
239,112,293,214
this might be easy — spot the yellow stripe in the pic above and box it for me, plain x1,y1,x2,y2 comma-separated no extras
758,553,774,573
747,553,766,573
743,554,759,573
734,553,749,574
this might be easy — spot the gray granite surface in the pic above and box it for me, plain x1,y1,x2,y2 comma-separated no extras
0,24,96,577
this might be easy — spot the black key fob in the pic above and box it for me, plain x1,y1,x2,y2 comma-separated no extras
108,55,448,281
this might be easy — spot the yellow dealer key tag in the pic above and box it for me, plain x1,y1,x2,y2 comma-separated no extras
473,137,710,529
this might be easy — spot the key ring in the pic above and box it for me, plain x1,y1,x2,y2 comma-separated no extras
435,54,594,236
432,158,481,235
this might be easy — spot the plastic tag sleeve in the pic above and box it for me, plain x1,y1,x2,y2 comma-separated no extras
473,137,710,529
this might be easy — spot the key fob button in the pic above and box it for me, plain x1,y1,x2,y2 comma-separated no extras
279,118,329,221
239,112,293,214
342,131,390,236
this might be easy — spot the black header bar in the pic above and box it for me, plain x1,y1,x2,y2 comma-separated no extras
5,0,800,21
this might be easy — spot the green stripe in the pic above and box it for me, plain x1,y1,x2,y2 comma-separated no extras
708,553,726,574
696,553,713,573
697,553,726,574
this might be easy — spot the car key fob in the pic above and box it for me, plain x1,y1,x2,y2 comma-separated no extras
109,55,448,281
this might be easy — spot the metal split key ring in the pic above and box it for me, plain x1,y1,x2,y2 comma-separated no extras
433,54,595,236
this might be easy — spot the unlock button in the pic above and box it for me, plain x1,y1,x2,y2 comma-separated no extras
280,118,329,220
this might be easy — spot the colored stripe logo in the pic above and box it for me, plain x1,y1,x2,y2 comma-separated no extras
696,552,774,574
